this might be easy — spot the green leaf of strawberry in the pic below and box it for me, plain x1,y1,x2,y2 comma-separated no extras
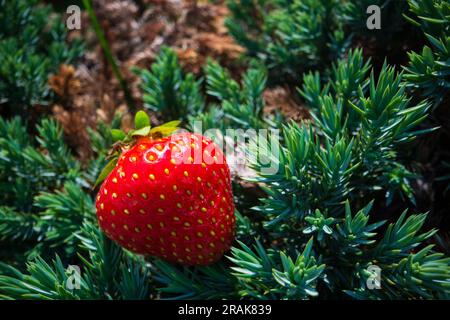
134,110,150,129
111,129,126,142
130,126,151,137
94,157,118,189
150,120,181,136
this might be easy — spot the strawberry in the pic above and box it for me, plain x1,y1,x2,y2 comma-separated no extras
95,112,235,265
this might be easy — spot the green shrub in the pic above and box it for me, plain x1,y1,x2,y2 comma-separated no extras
136,48,274,130
0,0,83,117
404,0,450,106
226,0,349,83
135,47,204,122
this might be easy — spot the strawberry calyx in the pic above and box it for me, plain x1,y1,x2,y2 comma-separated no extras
93,111,181,188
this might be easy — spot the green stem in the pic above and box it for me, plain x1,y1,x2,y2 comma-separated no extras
82,0,136,112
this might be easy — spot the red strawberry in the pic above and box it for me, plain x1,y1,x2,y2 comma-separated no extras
95,123,236,266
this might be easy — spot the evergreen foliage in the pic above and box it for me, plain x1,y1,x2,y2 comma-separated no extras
404,0,450,106
0,118,81,212
0,0,83,117
226,0,349,82
0,223,151,300
135,47,204,122
229,50,448,299
201,60,274,130
137,48,274,130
